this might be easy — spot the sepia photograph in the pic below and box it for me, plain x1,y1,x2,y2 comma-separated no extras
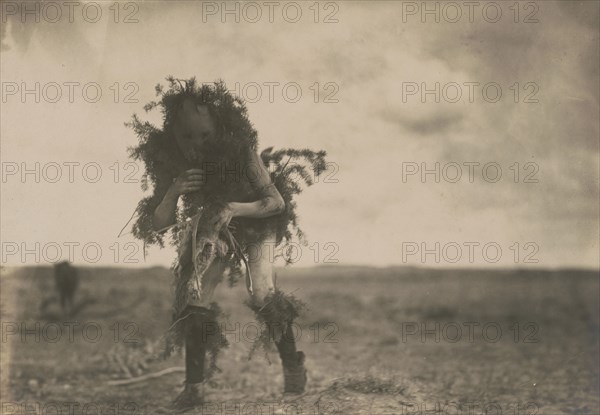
0,1,599,414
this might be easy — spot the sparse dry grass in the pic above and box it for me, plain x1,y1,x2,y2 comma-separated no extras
1,266,598,414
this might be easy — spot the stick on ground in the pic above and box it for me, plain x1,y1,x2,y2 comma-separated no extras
107,366,185,386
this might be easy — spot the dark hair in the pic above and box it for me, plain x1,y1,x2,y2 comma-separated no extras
158,78,257,151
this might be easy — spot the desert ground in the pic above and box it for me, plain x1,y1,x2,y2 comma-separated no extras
1,265,598,414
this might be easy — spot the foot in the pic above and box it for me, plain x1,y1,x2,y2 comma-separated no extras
282,351,307,395
170,382,204,412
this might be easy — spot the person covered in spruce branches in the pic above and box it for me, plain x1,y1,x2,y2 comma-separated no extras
126,78,326,409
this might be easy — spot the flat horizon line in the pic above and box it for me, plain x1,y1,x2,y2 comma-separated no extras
2,263,598,273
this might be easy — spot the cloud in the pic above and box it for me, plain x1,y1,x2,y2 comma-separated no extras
380,109,465,135
1,1,598,268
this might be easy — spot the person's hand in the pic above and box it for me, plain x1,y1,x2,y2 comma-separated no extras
170,169,204,196
211,204,234,231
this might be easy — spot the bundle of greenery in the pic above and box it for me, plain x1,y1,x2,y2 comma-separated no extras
126,76,327,290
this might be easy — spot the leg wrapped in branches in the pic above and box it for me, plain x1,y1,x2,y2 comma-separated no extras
247,290,307,394
169,304,229,411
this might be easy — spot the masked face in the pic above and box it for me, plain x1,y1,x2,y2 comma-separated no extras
172,99,218,163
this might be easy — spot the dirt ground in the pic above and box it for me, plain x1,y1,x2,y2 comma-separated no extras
1,265,598,414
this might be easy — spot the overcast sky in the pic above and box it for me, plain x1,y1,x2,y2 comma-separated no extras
1,1,598,269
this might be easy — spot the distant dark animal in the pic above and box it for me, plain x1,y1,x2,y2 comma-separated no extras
53,261,79,315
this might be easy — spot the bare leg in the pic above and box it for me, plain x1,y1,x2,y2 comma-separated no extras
247,233,277,304
246,233,307,395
